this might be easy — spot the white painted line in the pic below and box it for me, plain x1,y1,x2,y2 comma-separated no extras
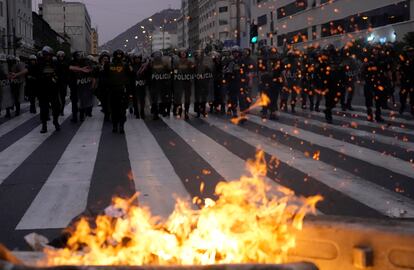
162,117,313,211
16,108,103,230
277,111,414,151
205,114,414,218
125,119,192,219
0,111,37,138
350,105,414,124
317,106,414,136
248,114,414,179
0,105,72,185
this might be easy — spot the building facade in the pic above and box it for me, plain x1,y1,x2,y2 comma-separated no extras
1,0,34,57
177,0,190,48
251,0,414,49
91,27,98,55
32,11,70,54
40,0,92,53
198,0,250,49
188,0,200,49
151,30,178,51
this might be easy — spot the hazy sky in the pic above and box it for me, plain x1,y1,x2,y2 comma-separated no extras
32,0,180,44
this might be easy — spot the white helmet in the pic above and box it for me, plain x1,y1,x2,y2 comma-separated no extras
56,51,65,57
42,46,54,55
29,54,37,60
0,54,7,62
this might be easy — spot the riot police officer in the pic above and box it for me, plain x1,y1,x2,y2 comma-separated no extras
108,49,130,133
281,50,301,113
322,45,345,123
362,46,388,122
194,50,213,118
0,54,13,118
340,47,359,111
38,46,61,133
173,48,194,119
8,55,26,116
226,45,250,119
56,51,69,115
398,46,414,116
131,53,149,119
149,51,172,120
97,50,111,121
26,55,39,114
261,47,283,119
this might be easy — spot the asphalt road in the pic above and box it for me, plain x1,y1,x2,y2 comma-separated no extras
0,101,413,250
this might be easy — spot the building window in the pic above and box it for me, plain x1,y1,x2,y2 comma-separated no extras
219,19,228,26
321,0,410,37
219,6,228,13
277,27,308,46
277,0,307,20
257,14,267,27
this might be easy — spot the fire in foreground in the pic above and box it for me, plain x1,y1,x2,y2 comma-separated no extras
43,151,322,266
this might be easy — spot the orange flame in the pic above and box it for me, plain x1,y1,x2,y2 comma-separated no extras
43,150,322,266
231,94,271,125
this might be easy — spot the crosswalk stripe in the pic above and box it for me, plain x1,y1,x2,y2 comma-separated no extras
125,119,191,218
0,111,37,138
203,114,414,217
0,105,72,185
317,108,414,136
162,117,312,211
247,114,414,179
16,108,104,230
275,110,414,152
350,105,414,123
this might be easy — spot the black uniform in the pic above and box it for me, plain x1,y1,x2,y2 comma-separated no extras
108,57,130,132
26,61,39,114
132,59,150,119
227,55,250,117
398,51,414,115
56,60,69,115
149,57,172,119
362,53,389,122
281,55,301,113
38,59,61,132
97,60,110,121
173,56,194,118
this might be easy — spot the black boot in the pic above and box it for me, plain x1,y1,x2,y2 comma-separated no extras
5,108,11,118
40,123,47,133
220,103,226,115
324,109,333,124
178,105,183,118
140,110,146,120
291,104,296,114
184,103,190,120
112,123,118,133
15,103,20,116
119,123,125,134
172,104,178,116
195,102,201,118
367,108,374,122
201,103,207,117
53,119,61,131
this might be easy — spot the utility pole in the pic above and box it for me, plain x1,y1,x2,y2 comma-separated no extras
236,0,241,46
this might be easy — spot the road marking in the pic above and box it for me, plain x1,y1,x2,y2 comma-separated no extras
162,117,308,209
125,119,191,218
0,105,71,185
0,111,37,138
277,111,414,151
204,114,414,218
247,114,414,179
16,108,103,230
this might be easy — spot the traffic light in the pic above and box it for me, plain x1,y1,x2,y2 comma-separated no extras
250,24,258,44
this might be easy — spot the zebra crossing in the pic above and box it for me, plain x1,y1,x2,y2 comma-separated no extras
0,103,413,250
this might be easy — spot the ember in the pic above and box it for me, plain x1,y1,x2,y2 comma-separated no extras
42,151,322,266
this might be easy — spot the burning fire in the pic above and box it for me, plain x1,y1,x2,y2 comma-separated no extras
43,151,322,266
231,94,271,124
